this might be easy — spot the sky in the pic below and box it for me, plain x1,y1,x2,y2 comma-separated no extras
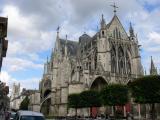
0,0,160,94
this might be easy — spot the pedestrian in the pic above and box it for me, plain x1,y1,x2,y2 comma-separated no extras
5,111,10,120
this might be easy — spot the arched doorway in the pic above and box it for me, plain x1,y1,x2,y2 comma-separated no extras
41,89,51,116
90,77,107,91
90,77,107,118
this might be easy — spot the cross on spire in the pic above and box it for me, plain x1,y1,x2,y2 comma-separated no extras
110,3,118,14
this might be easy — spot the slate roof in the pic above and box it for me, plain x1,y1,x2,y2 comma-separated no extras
79,33,91,43
79,33,93,49
59,39,78,56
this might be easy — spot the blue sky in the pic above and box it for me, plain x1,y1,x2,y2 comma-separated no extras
0,0,160,93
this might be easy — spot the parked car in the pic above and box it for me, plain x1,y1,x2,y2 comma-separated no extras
10,111,16,120
14,110,45,120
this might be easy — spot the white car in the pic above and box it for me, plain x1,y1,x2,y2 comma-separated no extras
14,110,45,120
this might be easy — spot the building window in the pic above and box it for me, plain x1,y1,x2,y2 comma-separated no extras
113,30,115,38
102,31,104,36
116,28,118,38
118,47,124,74
119,31,121,38
111,46,116,73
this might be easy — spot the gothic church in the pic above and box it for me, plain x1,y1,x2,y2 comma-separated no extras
39,12,144,116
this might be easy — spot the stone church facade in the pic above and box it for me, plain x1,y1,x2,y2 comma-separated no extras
39,13,144,116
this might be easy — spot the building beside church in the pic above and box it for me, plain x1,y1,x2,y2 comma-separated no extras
10,83,38,110
39,11,144,117
10,83,22,110
0,16,9,113
0,16,8,72
28,91,40,112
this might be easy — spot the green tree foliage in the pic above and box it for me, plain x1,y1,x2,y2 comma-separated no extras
101,84,129,117
80,90,101,108
19,96,30,110
80,90,101,117
101,84,129,106
129,75,160,120
68,93,81,118
68,91,101,117
68,93,81,108
129,75,160,103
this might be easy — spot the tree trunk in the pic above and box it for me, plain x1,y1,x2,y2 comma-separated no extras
113,106,116,119
75,108,77,120
123,105,126,117
90,107,92,118
151,103,156,120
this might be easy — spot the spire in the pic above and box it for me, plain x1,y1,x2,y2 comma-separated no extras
56,26,60,39
150,56,158,75
151,56,155,69
43,63,46,75
145,69,147,75
47,56,48,63
56,26,62,56
56,26,60,49
100,14,106,29
129,22,135,37
65,34,68,57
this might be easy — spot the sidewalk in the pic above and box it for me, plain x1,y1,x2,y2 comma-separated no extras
0,114,5,120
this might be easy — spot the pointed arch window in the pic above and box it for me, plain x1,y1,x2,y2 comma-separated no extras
116,28,119,39
113,30,116,38
126,52,131,74
111,46,116,73
102,30,104,37
118,47,125,74
119,31,121,39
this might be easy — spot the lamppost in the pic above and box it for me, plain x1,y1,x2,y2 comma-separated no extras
0,25,2,37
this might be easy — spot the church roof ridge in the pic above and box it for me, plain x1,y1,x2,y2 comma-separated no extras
59,38,78,43
80,33,91,37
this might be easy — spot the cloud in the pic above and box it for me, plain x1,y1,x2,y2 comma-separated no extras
3,57,43,72
148,32,160,44
0,5,54,72
1,5,55,53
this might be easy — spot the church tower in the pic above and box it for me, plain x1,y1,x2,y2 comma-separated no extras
97,14,110,71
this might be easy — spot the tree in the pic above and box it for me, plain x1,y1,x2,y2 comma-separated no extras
129,75,160,120
68,93,81,119
80,90,101,117
80,90,101,107
101,84,129,118
19,96,30,110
